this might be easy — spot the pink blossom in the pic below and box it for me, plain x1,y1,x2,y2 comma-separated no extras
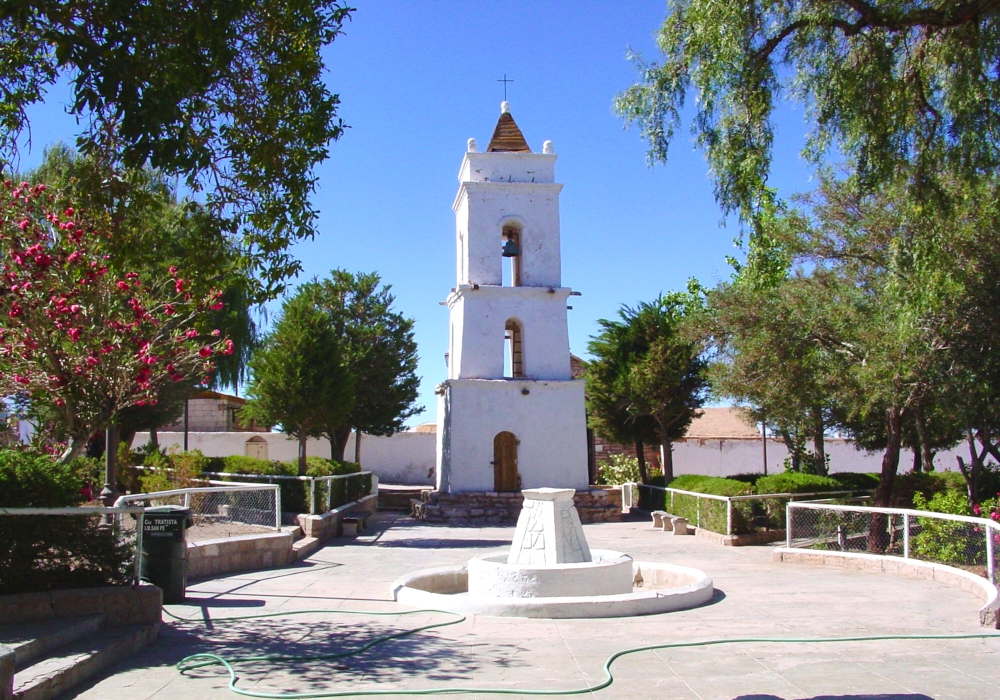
17,219,29,230
143,355,158,365
973,504,982,516
13,374,29,385
69,304,81,313
175,279,185,293
125,272,139,279
64,206,74,217
54,397,65,407
185,329,198,339
210,301,224,311
67,328,81,341
163,303,175,315
198,346,212,358
222,339,235,356
168,266,178,276
211,329,220,337
86,356,99,367
115,280,129,291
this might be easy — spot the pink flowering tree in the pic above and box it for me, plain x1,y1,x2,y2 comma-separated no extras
0,180,233,463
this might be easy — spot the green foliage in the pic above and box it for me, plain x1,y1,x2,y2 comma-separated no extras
1,2,355,299
0,449,80,507
135,449,206,494
586,286,709,481
301,270,422,459
242,291,355,474
755,473,840,495
615,0,1000,237
830,472,881,491
891,471,968,508
910,490,993,568
0,514,134,595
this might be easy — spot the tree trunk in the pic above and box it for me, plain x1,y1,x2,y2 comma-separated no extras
354,431,362,465
327,425,351,461
59,433,91,465
913,404,934,472
660,442,674,483
812,408,826,475
912,449,921,473
634,438,648,484
150,428,160,452
780,430,800,472
869,406,903,553
297,431,308,476
119,429,137,460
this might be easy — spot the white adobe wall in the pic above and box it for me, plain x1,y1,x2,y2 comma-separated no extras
447,286,572,381
667,437,970,477
436,379,589,493
132,430,437,485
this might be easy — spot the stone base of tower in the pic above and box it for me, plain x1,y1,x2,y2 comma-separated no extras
410,488,622,526
435,378,589,493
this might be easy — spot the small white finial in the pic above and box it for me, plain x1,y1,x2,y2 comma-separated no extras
542,140,554,155
501,101,510,114
467,138,478,153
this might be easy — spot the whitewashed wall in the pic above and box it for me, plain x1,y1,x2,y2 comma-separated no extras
668,437,969,477
133,431,971,486
132,430,436,485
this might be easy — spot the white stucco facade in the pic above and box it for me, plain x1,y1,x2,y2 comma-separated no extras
436,105,589,493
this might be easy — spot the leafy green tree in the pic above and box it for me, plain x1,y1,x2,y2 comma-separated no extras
241,292,354,475
302,271,422,461
1,1,354,299
615,0,1000,233
587,286,709,482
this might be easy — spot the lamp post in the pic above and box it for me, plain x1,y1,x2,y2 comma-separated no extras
100,425,119,506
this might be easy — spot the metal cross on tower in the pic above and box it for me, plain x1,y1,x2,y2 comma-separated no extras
497,74,514,101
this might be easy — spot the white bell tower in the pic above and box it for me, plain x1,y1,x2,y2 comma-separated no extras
435,103,589,494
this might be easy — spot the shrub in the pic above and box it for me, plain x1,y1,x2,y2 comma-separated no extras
0,449,133,595
891,471,967,508
910,489,995,568
665,475,753,534
597,455,645,485
755,473,841,495
830,472,880,491
0,448,81,507
136,449,206,494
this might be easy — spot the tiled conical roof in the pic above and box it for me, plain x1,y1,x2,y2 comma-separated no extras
487,111,531,153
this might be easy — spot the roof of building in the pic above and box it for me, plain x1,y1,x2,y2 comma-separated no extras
411,422,437,433
684,407,761,439
189,389,247,405
487,111,531,153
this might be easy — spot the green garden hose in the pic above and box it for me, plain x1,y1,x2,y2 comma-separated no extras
169,606,1000,699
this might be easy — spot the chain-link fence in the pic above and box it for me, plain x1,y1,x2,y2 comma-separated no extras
632,483,869,536
116,485,280,541
202,470,376,515
787,502,999,585
0,507,145,595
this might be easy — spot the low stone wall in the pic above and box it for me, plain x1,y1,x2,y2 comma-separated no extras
0,584,162,626
693,527,787,547
774,547,1000,628
187,531,295,580
412,488,622,526
298,494,378,540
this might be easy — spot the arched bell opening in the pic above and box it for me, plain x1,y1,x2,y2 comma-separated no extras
501,223,522,287
504,318,524,378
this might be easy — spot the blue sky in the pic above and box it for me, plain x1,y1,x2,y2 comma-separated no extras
16,1,816,426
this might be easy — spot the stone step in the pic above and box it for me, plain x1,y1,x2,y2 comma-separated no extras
0,615,103,672
13,622,158,700
281,524,304,540
378,486,430,511
292,536,321,560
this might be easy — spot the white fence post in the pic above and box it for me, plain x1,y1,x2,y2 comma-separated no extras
903,513,910,559
274,485,281,530
786,503,793,548
309,478,316,515
696,496,701,528
987,523,995,585
726,498,732,536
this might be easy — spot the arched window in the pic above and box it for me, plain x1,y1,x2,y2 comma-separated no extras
504,319,524,378
501,223,522,287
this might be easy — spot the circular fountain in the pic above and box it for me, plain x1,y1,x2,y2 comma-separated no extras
392,488,713,618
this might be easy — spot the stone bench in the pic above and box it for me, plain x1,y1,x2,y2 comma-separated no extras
651,511,672,531
671,517,690,535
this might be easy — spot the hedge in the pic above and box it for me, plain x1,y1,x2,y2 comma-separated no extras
0,449,133,595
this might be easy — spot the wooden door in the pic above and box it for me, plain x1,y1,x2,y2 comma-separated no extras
245,437,268,460
493,431,519,492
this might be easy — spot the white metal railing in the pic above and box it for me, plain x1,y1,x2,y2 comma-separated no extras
115,484,281,531
201,470,376,514
0,506,147,584
786,501,999,585
627,482,870,536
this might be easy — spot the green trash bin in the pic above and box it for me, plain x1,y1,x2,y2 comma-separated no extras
140,505,193,604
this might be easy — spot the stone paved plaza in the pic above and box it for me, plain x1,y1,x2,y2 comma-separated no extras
66,513,998,700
